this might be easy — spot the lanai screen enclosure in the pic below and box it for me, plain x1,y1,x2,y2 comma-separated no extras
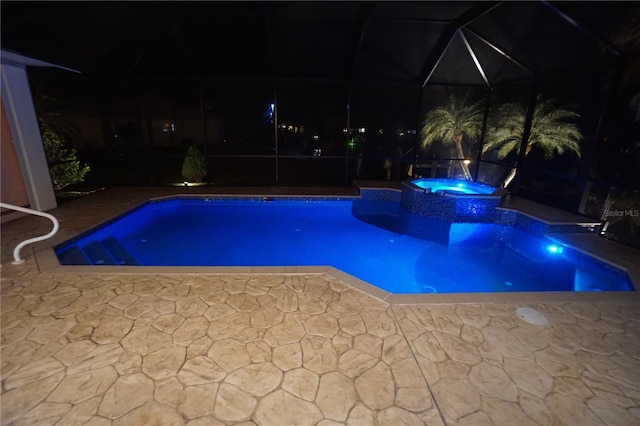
1,1,639,247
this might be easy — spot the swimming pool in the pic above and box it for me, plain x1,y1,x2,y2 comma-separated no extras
55,197,634,294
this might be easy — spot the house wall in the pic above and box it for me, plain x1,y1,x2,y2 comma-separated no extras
1,97,31,222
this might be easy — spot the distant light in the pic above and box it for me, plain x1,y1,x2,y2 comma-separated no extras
463,159,471,165
358,127,366,134
546,244,563,254
313,135,319,140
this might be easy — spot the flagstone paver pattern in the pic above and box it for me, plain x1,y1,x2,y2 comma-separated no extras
2,259,639,425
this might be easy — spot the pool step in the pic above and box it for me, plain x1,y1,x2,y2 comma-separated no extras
57,245,91,265
76,237,140,266
82,241,117,265
101,236,140,265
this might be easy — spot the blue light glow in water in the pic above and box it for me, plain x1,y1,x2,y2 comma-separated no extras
546,244,564,254
412,178,497,195
55,198,634,294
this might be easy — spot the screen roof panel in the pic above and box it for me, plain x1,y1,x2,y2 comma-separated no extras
1,1,632,88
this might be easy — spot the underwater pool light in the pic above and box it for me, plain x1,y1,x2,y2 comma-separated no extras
546,244,563,254
516,307,548,325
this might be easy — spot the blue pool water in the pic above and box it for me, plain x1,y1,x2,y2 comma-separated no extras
55,198,634,294
412,178,497,195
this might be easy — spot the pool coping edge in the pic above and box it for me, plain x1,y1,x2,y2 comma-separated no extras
35,247,639,305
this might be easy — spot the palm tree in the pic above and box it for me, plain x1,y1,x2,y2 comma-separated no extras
420,95,484,180
483,97,582,187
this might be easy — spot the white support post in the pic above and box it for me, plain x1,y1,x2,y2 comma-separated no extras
1,62,57,212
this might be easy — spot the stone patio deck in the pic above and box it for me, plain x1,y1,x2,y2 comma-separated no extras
1,186,639,425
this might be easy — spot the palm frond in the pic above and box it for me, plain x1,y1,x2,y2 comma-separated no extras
483,97,582,160
420,95,484,148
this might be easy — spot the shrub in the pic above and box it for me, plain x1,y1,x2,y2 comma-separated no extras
40,121,90,190
181,145,207,182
